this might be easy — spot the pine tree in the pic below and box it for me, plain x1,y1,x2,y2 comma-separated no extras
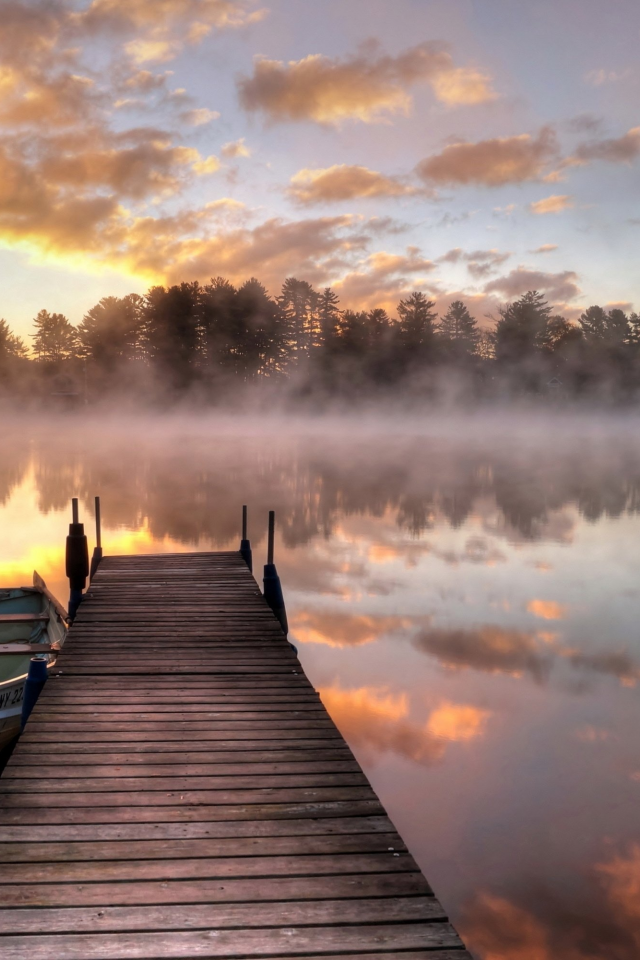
77,295,145,369
32,310,78,362
143,283,202,389
493,290,551,363
318,288,340,344
234,278,284,378
396,292,437,361
578,305,609,342
0,319,28,363
438,300,480,357
278,278,318,364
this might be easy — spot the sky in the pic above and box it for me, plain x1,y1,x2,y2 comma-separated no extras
1,0,639,338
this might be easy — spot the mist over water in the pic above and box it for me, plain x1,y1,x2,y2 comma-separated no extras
2,410,640,958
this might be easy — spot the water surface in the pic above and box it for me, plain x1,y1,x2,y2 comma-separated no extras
1,412,640,959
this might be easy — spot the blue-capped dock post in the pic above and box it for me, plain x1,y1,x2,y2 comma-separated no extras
263,509,288,636
89,495,103,582
240,504,252,572
66,497,89,621
20,656,48,731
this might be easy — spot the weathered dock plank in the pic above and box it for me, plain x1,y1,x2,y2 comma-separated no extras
0,551,471,959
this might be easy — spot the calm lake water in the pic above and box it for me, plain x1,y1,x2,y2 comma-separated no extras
2,411,640,959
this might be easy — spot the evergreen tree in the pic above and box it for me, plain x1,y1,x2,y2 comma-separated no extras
396,292,437,363
0,319,28,363
539,315,582,355
144,283,202,389
234,278,284,378
367,308,392,346
578,305,608,342
77,295,145,369
32,310,78,362
278,278,318,363
493,290,551,363
438,300,480,357
318,288,341,344
337,310,369,358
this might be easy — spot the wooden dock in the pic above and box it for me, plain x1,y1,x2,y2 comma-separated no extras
0,551,471,959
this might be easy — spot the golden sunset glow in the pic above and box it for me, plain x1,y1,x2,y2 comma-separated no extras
0,1,635,333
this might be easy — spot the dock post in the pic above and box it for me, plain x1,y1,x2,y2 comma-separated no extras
89,496,103,581
263,510,288,636
20,656,48,730
66,498,89,621
239,504,252,572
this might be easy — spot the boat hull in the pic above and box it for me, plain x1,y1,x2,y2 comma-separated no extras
0,575,68,747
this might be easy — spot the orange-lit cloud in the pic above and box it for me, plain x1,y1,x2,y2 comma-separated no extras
575,126,640,164
461,892,555,960
221,138,251,159
526,599,568,621
319,685,487,766
290,610,410,648
533,244,559,254
529,194,573,215
320,684,444,765
461,884,631,960
331,246,438,312
597,844,640,942
81,0,265,61
182,107,220,126
238,42,496,126
484,268,580,302
426,701,491,741
416,127,557,186
288,165,421,205
413,625,552,683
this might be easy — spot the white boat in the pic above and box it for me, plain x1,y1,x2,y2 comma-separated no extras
0,573,68,749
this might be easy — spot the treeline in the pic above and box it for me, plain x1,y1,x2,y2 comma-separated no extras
2,277,640,403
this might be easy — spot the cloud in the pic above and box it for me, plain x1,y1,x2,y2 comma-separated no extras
416,127,558,187
319,685,488,766
461,893,556,960
484,267,580,302
468,249,511,278
237,41,496,125
526,599,568,620
574,126,640,164
413,625,553,683
81,0,264,60
288,164,423,205
426,701,491,741
332,246,438,311
118,213,375,288
533,244,559,254
584,68,629,86
597,844,640,941
221,138,250,159
290,610,410,648
182,107,220,126
39,134,210,199
563,650,640,687
438,247,511,277
529,194,573,215
320,684,445,765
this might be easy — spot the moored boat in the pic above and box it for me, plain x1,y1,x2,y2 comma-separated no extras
0,573,68,748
